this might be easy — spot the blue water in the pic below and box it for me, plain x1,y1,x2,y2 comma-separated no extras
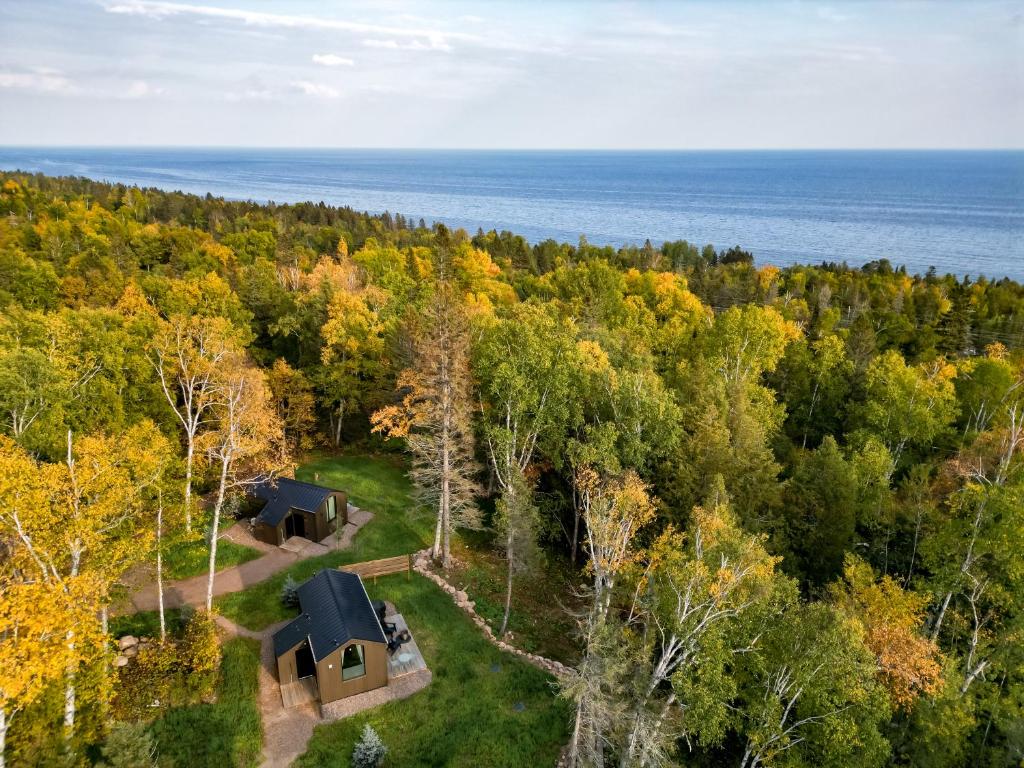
1,148,1022,280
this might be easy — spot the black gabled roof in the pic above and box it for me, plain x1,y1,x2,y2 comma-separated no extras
272,570,386,661
253,477,336,527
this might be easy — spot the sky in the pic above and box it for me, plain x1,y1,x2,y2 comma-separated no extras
0,0,1021,149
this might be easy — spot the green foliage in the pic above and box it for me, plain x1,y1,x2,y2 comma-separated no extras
3,172,1024,767
178,610,221,697
97,722,158,768
147,638,262,768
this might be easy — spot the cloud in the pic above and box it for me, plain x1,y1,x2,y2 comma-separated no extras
123,79,162,98
290,80,340,99
104,0,473,51
363,37,449,52
312,53,354,67
0,68,74,93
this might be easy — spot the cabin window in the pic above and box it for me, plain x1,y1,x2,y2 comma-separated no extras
326,496,337,523
342,644,365,680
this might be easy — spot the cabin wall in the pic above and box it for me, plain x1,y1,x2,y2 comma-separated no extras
276,642,301,685
317,640,388,704
309,491,348,542
254,520,282,546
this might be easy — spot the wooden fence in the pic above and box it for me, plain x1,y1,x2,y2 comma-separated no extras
339,554,413,582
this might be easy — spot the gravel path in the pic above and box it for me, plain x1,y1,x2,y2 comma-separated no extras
121,507,373,613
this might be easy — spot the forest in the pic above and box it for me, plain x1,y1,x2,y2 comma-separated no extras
0,170,1021,768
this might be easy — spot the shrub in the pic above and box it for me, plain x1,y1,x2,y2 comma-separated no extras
281,574,301,608
97,722,158,768
178,609,221,698
111,643,178,719
351,724,388,768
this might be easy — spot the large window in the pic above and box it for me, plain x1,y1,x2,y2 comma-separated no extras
342,644,365,680
326,495,337,523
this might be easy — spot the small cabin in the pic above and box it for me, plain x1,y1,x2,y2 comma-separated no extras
249,477,347,547
273,569,389,705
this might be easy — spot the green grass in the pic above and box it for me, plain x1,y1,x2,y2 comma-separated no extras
162,528,262,581
109,607,190,640
296,574,570,768
216,452,433,630
148,637,263,768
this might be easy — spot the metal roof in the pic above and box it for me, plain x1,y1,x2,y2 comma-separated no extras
253,477,335,527
272,570,387,662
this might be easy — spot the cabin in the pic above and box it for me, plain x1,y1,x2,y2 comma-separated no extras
273,569,389,705
249,477,347,547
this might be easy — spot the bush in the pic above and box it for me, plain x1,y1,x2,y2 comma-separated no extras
281,574,301,608
351,724,388,768
97,722,158,768
178,610,221,698
111,643,178,719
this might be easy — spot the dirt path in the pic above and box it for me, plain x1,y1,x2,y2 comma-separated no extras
120,507,373,614
255,621,322,768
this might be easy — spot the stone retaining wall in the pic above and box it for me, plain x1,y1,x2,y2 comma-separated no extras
411,549,570,680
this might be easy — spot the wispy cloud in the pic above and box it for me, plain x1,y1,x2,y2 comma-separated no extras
290,80,340,99
0,68,74,93
363,38,449,52
312,53,354,67
104,0,473,51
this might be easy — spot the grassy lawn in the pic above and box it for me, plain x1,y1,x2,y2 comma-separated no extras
149,637,263,768
216,452,434,630
162,525,262,581
296,574,570,768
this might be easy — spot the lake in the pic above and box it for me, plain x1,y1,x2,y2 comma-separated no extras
1,148,1021,280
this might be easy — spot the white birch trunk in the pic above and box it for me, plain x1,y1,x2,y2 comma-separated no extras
206,455,230,612
157,496,166,642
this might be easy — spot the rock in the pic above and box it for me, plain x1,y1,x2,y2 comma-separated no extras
124,645,138,658
118,635,138,650
115,655,129,667
455,590,469,603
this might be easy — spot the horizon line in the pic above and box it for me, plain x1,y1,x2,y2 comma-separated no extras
2,144,1023,153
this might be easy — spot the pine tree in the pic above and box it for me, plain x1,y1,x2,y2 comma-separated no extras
372,280,481,568
351,724,387,768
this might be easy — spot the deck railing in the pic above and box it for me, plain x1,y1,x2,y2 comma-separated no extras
339,554,413,581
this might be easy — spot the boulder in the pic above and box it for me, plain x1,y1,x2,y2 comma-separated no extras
124,645,138,658
117,635,138,650
114,655,129,667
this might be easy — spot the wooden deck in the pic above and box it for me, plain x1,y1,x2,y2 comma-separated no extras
386,612,427,679
280,676,318,709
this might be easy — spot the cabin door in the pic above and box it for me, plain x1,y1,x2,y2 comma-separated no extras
295,643,316,679
285,512,306,540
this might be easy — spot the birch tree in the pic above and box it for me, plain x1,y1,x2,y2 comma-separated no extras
201,363,286,610
562,469,655,768
474,303,579,636
151,314,240,532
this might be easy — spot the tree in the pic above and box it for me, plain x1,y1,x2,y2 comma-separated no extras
371,282,480,568
201,362,286,610
474,303,580,635
780,437,859,586
562,469,655,768
617,501,785,768
735,602,890,768
830,557,943,711
267,358,317,451
351,723,388,768
151,314,242,533
0,423,167,754
860,351,958,467
319,286,391,446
